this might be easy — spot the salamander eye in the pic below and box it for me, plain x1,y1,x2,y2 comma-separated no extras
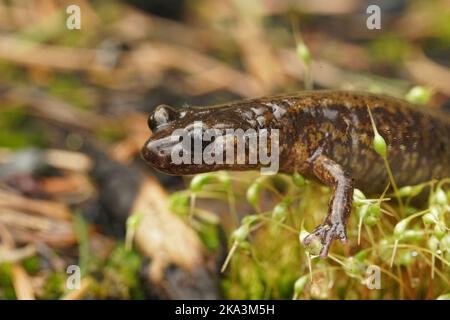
148,104,178,132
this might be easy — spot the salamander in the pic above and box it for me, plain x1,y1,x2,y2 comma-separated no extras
141,90,450,257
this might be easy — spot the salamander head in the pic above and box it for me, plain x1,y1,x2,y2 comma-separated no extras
141,104,281,175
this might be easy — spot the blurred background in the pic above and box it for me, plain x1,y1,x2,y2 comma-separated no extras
0,0,449,300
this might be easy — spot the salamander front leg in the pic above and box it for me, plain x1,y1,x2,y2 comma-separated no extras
303,155,354,258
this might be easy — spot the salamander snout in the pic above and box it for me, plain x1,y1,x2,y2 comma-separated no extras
141,134,177,174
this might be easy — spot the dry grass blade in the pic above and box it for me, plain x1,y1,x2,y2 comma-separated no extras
0,34,107,72
40,173,93,201
0,209,76,246
0,244,36,264
0,87,111,131
0,189,72,220
110,112,149,163
129,42,264,97
405,52,450,96
11,264,35,300
45,149,93,173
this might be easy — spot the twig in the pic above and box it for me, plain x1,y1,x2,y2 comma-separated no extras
0,189,72,220
11,264,35,300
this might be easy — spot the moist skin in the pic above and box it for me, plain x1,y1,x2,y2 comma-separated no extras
142,90,450,257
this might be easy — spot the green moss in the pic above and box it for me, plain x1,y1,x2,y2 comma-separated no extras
22,256,41,275
368,35,412,65
0,263,16,300
0,105,48,149
432,10,450,44
0,104,27,127
95,123,126,143
94,0,123,24
169,191,191,217
98,244,144,299
186,171,450,300
0,62,25,83
47,75,93,110
42,272,65,299
198,223,220,251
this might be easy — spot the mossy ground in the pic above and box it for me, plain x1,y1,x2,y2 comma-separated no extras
178,171,450,300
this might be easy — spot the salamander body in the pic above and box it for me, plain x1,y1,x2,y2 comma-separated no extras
142,90,450,257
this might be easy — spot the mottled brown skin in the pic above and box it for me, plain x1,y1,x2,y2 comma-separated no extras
142,90,450,257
